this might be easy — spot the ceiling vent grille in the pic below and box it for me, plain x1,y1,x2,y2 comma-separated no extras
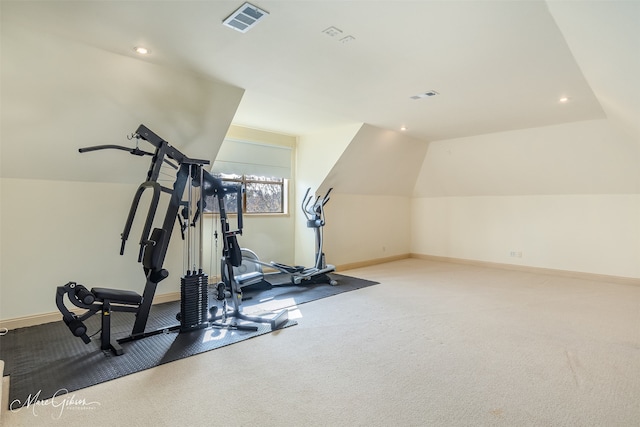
223,2,269,33
410,90,439,100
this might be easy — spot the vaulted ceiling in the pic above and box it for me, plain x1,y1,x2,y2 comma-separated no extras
3,1,637,143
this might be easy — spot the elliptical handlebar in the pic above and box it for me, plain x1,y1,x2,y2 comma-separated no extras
320,187,332,207
302,187,333,219
301,188,312,219
301,187,333,231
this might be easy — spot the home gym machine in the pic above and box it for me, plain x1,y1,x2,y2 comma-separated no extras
229,187,337,289
56,125,288,355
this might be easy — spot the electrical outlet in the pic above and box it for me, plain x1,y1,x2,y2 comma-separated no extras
509,250,523,258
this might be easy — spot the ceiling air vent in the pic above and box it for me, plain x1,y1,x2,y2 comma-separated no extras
223,2,269,33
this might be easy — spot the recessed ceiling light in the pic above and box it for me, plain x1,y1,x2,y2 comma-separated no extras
559,96,570,103
134,46,150,55
400,126,408,131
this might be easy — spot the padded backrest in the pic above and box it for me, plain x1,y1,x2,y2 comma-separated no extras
143,228,168,270
227,234,242,267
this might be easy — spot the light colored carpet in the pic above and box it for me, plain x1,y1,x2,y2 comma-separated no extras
2,258,639,426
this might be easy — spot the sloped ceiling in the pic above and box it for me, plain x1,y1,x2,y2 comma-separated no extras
320,124,429,197
3,0,631,144
1,19,244,183
547,1,640,140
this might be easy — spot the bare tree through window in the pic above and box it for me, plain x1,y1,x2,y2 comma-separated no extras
204,173,286,215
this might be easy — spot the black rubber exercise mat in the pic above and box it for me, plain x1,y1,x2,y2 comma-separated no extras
1,273,378,408
241,272,375,311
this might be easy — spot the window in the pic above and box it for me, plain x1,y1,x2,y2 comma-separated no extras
245,175,286,213
204,173,287,214
205,135,293,215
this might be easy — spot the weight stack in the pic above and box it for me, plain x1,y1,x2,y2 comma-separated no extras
180,270,209,332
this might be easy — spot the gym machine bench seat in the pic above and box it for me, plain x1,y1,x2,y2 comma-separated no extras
56,283,143,356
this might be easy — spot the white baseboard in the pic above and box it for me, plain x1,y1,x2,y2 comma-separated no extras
411,253,640,286
0,292,181,331
336,254,411,272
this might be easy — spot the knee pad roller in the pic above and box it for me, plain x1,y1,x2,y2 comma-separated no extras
64,316,87,337
73,284,95,305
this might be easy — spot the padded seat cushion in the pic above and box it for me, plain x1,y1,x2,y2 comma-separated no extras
91,287,142,305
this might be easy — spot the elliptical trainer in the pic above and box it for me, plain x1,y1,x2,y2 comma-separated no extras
228,187,337,289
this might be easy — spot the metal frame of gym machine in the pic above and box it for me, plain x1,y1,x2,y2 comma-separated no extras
55,124,288,356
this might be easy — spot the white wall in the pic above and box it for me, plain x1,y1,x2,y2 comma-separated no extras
316,124,429,267
0,178,285,321
295,123,428,268
0,178,187,320
0,175,293,323
412,195,640,277
323,194,411,267
295,123,363,265
412,119,640,278
414,119,639,197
